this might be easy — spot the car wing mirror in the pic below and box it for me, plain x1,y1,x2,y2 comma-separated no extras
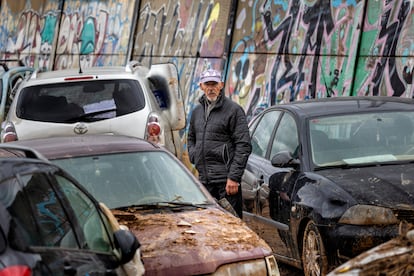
99,202,141,264
271,150,300,169
114,229,141,264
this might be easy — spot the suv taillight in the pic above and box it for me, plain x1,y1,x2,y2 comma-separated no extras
1,122,18,143
145,113,161,144
0,266,32,276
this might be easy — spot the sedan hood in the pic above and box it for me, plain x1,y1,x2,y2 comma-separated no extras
318,163,414,207
113,207,272,276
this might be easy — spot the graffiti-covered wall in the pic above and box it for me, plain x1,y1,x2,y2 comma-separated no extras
0,0,137,70
1,0,414,116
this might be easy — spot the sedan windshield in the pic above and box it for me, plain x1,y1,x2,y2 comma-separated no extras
310,111,414,167
52,151,210,208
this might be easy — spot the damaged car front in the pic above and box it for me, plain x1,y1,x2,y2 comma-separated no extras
9,135,280,276
327,222,414,276
241,96,414,276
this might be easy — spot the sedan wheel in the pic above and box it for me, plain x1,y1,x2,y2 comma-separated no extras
302,221,328,276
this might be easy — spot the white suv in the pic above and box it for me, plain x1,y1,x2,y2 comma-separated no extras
1,61,186,158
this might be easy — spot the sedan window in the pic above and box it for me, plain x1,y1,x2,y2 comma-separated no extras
309,111,414,166
270,113,299,158
52,151,210,208
55,175,113,253
251,110,282,158
6,173,78,248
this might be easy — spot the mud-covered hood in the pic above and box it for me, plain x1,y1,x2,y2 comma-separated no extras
318,163,414,207
113,207,272,276
327,223,414,276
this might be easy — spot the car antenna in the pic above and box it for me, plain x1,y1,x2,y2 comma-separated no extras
78,40,83,74
78,56,83,74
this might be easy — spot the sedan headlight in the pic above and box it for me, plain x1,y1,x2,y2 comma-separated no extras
211,255,280,276
338,205,398,225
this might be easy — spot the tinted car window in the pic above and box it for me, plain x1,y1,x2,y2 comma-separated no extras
6,173,77,248
16,79,145,123
251,110,281,158
55,175,113,253
270,112,299,158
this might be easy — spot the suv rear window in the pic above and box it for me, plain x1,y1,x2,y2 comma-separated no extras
16,79,145,123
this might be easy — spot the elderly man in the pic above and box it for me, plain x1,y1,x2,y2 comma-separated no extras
187,68,252,218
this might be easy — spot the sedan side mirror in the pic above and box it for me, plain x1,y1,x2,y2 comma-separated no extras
114,229,141,264
271,151,300,169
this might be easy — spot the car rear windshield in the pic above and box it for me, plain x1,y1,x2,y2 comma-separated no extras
16,79,145,123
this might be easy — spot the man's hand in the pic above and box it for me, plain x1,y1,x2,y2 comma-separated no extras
226,178,240,195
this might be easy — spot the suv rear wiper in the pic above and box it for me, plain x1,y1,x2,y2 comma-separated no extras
66,108,117,122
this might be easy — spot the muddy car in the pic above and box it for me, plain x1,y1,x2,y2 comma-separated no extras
10,135,280,276
241,96,414,275
328,222,414,276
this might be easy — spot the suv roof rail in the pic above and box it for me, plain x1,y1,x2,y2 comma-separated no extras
126,61,141,73
0,144,49,162
0,59,27,71
0,63,9,72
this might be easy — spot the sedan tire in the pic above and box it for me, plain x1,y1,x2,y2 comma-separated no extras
302,221,328,276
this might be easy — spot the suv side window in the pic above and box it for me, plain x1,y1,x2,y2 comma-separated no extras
251,110,282,158
55,175,114,253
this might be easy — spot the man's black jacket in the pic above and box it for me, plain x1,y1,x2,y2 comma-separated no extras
187,93,252,185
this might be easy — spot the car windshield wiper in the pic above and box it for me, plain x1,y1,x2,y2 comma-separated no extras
114,201,209,211
314,163,352,171
66,108,117,122
314,159,414,171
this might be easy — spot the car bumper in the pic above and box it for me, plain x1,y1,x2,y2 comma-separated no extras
324,224,399,261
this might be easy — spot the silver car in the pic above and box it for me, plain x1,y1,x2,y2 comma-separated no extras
1,61,186,158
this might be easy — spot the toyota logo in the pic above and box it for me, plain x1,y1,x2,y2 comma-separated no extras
73,123,88,135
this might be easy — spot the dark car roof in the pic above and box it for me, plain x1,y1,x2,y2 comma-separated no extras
267,96,414,118
0,144,54,179
7,135,163,160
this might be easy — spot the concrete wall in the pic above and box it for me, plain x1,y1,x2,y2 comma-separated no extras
1,0,413,122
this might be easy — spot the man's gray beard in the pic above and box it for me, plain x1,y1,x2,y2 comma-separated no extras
207,96,218,103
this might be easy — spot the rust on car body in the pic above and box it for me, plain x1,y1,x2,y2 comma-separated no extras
8,135,280,276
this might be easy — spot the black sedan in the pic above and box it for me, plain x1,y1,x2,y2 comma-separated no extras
241,96,414,276
0,144,141,275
